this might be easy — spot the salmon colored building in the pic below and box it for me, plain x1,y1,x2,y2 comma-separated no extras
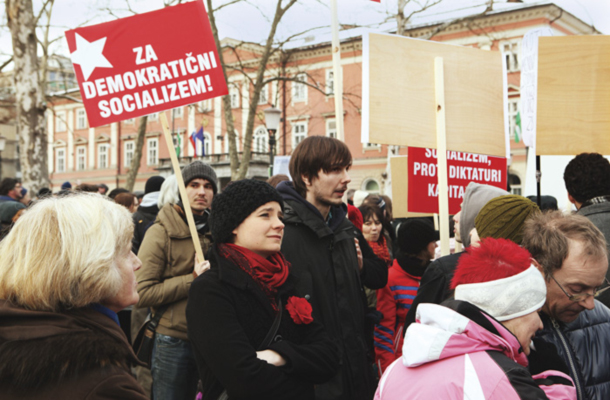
47,2,598,193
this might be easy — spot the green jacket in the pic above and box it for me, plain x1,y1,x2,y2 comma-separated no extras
136,203,211,340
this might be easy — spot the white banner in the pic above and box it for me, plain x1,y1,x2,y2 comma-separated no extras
520,27,554,149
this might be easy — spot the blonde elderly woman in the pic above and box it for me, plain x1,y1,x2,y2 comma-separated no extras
0,193,147,400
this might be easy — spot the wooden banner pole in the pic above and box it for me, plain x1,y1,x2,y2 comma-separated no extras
330,0,345,140
434,57,450,257
160,111,205,263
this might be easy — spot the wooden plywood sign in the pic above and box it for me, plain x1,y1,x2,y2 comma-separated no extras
536,35,610,155
362,32,505,157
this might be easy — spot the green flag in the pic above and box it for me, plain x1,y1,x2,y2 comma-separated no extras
514,111,521,143
175,132,182,157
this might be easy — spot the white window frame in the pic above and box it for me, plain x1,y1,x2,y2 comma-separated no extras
501,40,521,72
148,113,158,121
147,138,158,165
326,69,334,96
258,83,268,105
253,126,268,153
198,99,212,113
200,132,211,156
173,107,183,119
292,73,307,103
76,145,87,171
98,144,109,169
508,98,520,140
124,118,135,125
292,121,307,148
76,108,87,130
230,85,240,109
363,178,381,194
124,141,135,167
509,173,522,196
56,147,66,173
363,142,381,152
326,118,337,139
55,111,67,132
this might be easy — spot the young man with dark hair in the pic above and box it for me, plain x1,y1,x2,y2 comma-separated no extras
564,152,610,287
523,210,610,400
277,136,387,400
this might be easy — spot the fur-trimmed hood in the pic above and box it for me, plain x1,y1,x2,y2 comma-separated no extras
0,299,142,395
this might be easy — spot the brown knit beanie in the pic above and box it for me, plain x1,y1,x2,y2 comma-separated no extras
474,195,540,245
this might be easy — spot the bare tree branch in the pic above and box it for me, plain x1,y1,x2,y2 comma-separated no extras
0,56,12,72
213,0,243,13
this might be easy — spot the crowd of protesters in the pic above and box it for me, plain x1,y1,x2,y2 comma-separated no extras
2,139,610,400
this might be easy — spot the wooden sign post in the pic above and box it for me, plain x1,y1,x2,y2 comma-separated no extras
363,33,505,256
160,112,205,262
434,57,450,256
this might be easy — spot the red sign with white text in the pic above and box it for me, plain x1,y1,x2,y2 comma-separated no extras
65,1,228,128
407,146,507,214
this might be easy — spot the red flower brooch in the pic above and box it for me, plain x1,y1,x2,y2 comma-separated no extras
285,296,313,325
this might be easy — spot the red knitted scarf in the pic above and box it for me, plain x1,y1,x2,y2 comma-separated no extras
368,235,392,267
218,243,290,311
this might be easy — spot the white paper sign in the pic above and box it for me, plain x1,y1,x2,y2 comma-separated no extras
520,27,554,149
273,155,291,178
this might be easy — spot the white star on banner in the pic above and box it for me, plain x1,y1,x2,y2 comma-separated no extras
70,33,113,81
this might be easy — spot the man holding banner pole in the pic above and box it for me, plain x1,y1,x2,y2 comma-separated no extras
136,160,216,399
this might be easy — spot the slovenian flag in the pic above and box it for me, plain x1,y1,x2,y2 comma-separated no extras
190,127,205,156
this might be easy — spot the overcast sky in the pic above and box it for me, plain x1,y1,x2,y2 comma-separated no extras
0,0,607,64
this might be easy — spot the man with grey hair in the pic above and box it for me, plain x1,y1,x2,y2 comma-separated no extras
523,211,610,400
136,160,217,400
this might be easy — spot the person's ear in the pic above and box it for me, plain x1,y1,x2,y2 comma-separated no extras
531,258,543,272
427,242,436,258
567,193,576,205
302,175,311,187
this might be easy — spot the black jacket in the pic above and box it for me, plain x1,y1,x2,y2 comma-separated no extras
131,204,159,254
403,251,463,330
533,301,610,400
277,182,387,400
186,246,339,400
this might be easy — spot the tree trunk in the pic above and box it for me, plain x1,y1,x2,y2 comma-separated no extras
207,0,297,181
6,0,49,192
125,115,148,191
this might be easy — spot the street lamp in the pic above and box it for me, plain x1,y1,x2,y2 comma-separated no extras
0,135,6,180
263,107,281,176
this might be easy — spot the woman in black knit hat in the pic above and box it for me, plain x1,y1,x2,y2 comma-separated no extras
186,179,339,400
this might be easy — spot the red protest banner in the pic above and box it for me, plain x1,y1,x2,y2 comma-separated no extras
65,1,228,128
407,146,507,214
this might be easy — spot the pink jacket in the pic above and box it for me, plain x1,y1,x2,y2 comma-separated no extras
375,301,576,400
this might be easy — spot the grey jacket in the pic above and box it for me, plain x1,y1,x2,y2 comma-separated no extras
578,201,610,278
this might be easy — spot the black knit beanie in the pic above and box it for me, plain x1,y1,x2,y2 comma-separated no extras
145,176,165,194
397,218,439,255
210,179,284,244
181,161,219,194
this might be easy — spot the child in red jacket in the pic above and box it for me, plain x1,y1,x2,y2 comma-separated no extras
374,219,438,375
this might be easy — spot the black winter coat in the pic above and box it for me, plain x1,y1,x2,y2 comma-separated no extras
403,251,463,331
131,204,159,254
278,182,387,400
533,301,610,400
186,246,339,400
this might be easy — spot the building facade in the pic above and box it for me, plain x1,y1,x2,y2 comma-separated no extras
46,2,597,193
